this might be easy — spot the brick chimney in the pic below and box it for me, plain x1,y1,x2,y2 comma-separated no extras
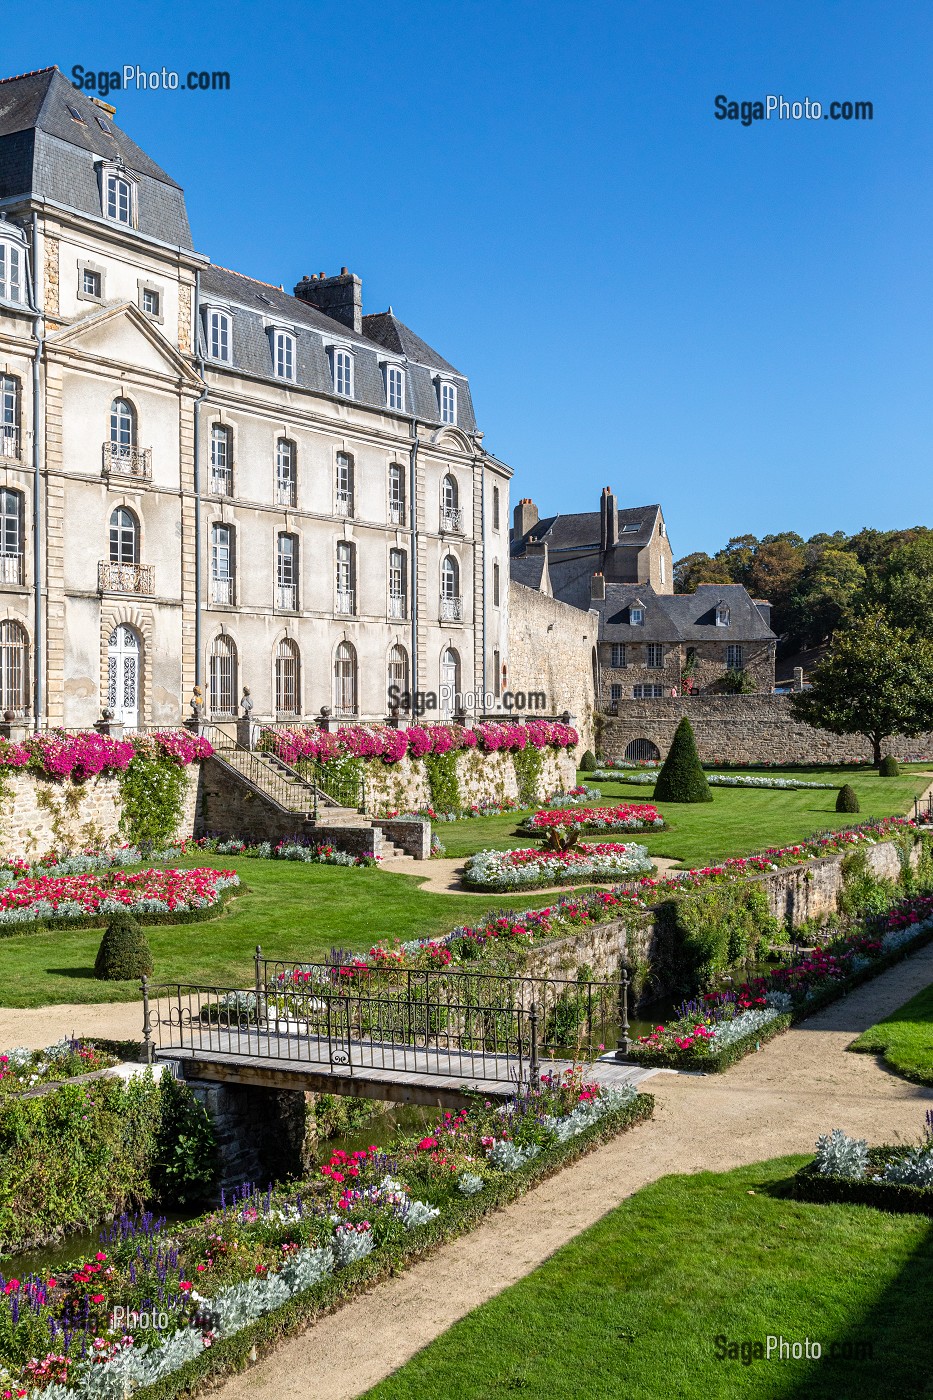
512,498,539,542
600,486,618,551
294,268,362,334
591,572,606,601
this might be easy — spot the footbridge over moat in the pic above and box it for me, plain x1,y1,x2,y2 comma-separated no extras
141,956,656,1109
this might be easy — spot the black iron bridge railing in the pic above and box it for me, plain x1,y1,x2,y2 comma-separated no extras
140,951,633,1088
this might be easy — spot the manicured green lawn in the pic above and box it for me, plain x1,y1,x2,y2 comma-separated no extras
0,857,573,1009
436,765,929,866
850,983,933,1085
364,1157,933,1400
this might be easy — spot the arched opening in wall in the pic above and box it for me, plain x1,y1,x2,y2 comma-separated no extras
624,738,661,763
107,623,142,728
334,641,358,717
209,634,238,717
275,638,300,716
387,644,409,713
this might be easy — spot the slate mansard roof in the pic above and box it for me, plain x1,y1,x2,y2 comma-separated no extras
198,266,478,428
512,504,662,556
595,584,776,645
0,67,193,248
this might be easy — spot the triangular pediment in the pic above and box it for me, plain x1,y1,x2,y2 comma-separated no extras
47,302,202,386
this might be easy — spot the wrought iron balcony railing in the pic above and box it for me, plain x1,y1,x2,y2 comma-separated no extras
98,561,155,595
388,502,405,526
0,553,23,585
440,505,464,533
211,577,234,606
335,490,354,517
0,425,20,461
388,593,407,620
277,584,298,611
439,594,463,622
102,441,152,480
336,590,356,616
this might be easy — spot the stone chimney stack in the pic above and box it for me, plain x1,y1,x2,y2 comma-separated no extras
591,572,606,601
512,498,539,542
294,268,362,334
600,486,618,551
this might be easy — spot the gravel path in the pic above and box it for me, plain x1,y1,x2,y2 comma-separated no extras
376,854,683,892
214,943,933,1400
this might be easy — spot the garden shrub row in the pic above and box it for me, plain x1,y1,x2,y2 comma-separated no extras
793,1148,933,1217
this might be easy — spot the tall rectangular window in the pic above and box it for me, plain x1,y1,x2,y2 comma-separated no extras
211,524,234,605
0,377,19,460
385,364,405,410
388,463,405,525
333,349,353,397
336,452,354,516
439,381,457,424
277,533,298,611
0,242,23,303
273,330,295,380
389,547,407,619
492,485,500,530
105,173,132,224
610,643,626,668
0,490,23,584
647,644,664,669
336,541,355,614
727,644,744,669
210,425,233,496
208,310,231,362
610,683,623,704
276,439,297,506
493,561,500,606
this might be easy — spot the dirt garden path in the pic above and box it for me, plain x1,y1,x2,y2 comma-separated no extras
376,853,683,893
216,942,933,1400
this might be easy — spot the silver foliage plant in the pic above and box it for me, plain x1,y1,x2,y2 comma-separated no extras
879,1147,933,1189
814,1128,869,1179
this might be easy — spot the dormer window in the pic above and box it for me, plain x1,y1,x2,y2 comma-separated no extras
385,363,405,411
101,167,136,227
272,329,295,381
206,309,231,363
332,348,354,397
716,603,731,627
630,606,644,626
439,380,457,425
0,238,24,305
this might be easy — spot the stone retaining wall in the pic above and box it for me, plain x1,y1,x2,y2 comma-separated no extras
365,745,577,814
600,694,933,765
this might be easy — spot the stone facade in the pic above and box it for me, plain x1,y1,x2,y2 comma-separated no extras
599,694,933,765
364,744,577,814
507,583,597,753
0,765,200,859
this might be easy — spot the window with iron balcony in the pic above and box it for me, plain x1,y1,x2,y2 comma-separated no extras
336,540,356,614
211,523,235,605
209,424,233,496
0,489,24,585
277,533,298,611
104,397,151,480
0,376,20,463
335,452,354,517
100,506,153,595
440,474,463,533
440,554,462,621
388,548,407,620
388,463,405,525
276,439,297,507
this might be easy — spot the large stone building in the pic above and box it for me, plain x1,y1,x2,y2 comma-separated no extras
511,488,776,705
0,66,511,728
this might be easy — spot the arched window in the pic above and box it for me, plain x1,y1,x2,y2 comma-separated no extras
210,424,233,496
334,640,358,716
440,555,461,621
0,489,23,584
441,474,462,532
276,438,297,506
109,507,138,565
387,644,409,712
110,398,136,448
211,523,235,604
209,634,237,716
107,624,141,727
440,647,460,717
275,638,300,715
1,376,20,460
0,621,28,714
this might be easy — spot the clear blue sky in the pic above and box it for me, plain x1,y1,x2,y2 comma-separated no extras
7,1,932,558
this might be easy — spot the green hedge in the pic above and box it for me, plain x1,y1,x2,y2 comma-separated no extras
793,1151,933,1216
130,1091,654,1400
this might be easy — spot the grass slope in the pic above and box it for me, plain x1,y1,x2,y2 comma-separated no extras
850,983,933,1085
364,1157,933,1400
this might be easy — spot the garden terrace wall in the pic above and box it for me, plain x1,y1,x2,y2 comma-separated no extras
198,760,381,854
600,694,933,764
0,766,200,860
365,745,576,814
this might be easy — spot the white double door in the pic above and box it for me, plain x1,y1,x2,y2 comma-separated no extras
107,624,140,727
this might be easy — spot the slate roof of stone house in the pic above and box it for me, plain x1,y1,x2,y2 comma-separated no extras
362,310,463,377
198,265,478,426
511,504,662,555
510,553,550,590
0,67,193,248
595,583,776,644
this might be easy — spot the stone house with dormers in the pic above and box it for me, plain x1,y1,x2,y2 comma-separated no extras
0,66,511,729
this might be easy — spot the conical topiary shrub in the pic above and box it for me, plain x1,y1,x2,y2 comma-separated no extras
653,717,712,803
580,750,597,772
94,911,153,981
836,784,860,813
879,755,900,777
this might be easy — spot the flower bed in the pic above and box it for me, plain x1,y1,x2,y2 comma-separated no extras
263,719,578,768
625,896,933,1071
462,842,654,892
0,1076,652,1400
793,1116,933,1216
519,804,664,834
589,770,837,790
0,729,212,783
0,868,239,933
0,1039,117,1098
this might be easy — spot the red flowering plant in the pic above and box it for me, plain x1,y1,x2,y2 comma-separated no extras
0,867,238,929
523,804,664,834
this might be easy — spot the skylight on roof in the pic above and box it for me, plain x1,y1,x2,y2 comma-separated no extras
621,523,641,534
96,115,113,133
66,105,86,124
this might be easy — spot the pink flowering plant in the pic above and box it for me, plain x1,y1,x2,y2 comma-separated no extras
522,803,665,834
0,867,239,931
0,1038,117,1098
0,729,213,785
260,720,578,770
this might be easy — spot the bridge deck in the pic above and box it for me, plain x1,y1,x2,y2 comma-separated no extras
154,1024,656,1106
